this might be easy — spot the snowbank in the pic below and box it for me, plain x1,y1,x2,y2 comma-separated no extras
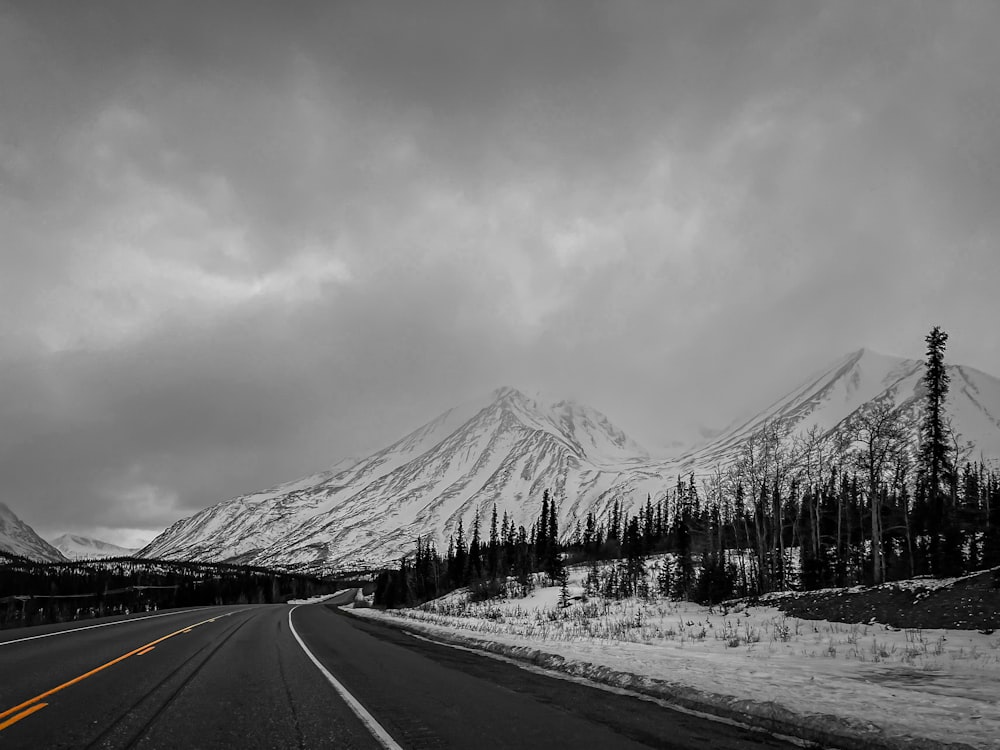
286,590,351,605
348,575,999,749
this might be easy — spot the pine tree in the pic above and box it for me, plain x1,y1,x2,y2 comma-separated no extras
672,498,694,600
583,511,596,557
453,518,467,584
656,558,672,598
487,504,499,578
608,499,621,543
469,511,482,580
536,491,550,566
643,495,654,551
558,566,571,608
623,516,645,597
918,326,958,575
584,558,601,597
543,493,563,582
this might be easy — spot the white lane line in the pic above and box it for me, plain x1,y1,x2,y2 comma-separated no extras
288,605,402,750
0,608,206,647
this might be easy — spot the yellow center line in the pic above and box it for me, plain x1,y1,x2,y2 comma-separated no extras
0,703,47,731
0,612,234,727
137,646,155,656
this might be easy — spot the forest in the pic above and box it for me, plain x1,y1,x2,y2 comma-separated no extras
0,554,358,629
376,327,1000,607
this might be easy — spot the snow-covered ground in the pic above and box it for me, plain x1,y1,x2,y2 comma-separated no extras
349,568,1000,749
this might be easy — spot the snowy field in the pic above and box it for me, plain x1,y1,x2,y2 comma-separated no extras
349,568,1000,749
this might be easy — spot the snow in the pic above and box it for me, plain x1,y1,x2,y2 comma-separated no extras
50,534,137,560
350,569,1000,749
141,384,665,569
286,590,351,605
0,502,66,561
139,349,1000,573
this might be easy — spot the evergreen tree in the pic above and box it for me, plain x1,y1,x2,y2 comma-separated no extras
583,511,597,557
672,496,694,600
918,326,958,575
536,490,550,566
558,566,571,608
514,525,533,593
642,495,655,551
656,558,672,598
487,504,499,578
622,516,646,597
469,511,483,580
543,493,563,582
584,558,601,597
608,499,621,543
453,518,467,584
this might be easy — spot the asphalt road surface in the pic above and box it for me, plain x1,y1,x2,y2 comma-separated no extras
0,592,803,749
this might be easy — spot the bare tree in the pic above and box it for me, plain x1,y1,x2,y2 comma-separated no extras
846,400,907,584
792,425,835,562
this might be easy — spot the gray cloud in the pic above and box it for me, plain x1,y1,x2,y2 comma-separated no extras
1,1,999,544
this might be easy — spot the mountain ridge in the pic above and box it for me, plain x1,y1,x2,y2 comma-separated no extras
0,502,67,562
140,387,660,570
49,533,139,560
138,349,1000,571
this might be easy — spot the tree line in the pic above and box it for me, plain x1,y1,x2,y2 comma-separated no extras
377,327,1000,608
0,554,356,629
375,489,566,607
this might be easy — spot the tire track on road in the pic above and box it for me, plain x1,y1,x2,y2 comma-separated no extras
82,610,254,749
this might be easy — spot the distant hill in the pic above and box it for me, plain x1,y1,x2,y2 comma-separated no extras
49,533,138,560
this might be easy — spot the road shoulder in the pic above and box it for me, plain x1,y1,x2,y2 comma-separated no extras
345,605,979,750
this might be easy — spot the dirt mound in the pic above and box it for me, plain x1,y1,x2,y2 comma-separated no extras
767,568,1000,631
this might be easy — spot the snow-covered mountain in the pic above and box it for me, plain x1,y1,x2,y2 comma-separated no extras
139,350,1000,572
676,348,1000,469
140,388,666,571
0,502,66,562
49,534,138,560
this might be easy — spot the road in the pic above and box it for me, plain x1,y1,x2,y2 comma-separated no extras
0,593,802,749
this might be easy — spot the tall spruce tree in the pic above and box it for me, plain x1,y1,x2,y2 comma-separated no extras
536,490,551,567
469,511,483,580
453,518,466,584
544,492,562,582
918,326,957,574
487,504,499,578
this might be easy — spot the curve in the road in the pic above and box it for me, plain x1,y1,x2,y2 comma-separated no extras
289,604,402,750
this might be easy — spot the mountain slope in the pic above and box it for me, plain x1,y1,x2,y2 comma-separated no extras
50,534,138,560
677,348,1000,469
140,388,661,570
139,350,1000,572
0,502,66,562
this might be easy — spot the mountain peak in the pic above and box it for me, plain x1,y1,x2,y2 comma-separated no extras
490,385,524,401
140,384,654,569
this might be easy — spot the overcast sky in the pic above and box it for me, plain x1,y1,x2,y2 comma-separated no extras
2,1,999,547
